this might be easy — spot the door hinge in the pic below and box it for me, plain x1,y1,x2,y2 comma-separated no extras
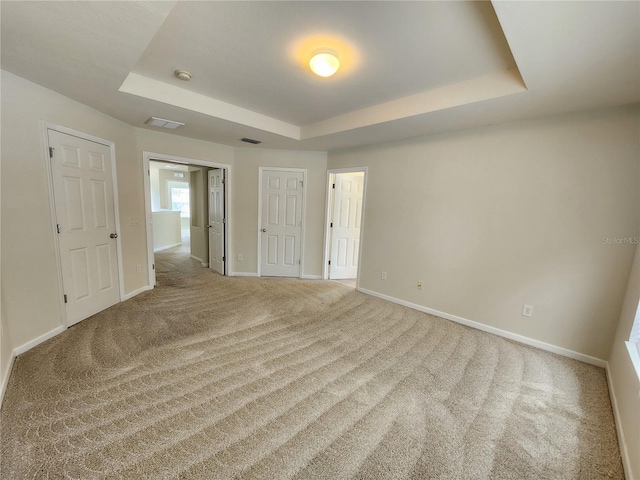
332,183,335,189
328,260,331,265
56,224,61,234
300,180,304,188
223,218,226,224
298,259,301,265
330,222,333,228
148,170,150,176
63,294,68,304
222,178,226,184
222,256,226,262
49,147,54,158
152,264,155,270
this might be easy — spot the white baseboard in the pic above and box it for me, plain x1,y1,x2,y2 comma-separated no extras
230,272,321,279
357,287,607,368
0,350,16,408
190,254,203,263
154,242,181,252
14,325,66,356
123,285,153,301
2,284,154,408
605,364,634,480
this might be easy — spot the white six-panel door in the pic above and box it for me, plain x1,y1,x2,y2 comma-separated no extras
260,169,304,277
329,172,364,279
49,129,120,326
208,168,225,275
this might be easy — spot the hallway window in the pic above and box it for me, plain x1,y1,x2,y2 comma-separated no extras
169,182,190,217
627,299,640,380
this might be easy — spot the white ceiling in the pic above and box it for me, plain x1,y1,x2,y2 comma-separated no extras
2,1,638,152
133,1,515,126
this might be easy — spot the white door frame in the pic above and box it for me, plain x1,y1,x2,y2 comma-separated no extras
257,166,307,278
143,151,232,287
323,167,368,287
42,122,124,328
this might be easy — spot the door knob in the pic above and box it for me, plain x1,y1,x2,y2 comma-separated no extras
262,228,267,232
110,233,118,239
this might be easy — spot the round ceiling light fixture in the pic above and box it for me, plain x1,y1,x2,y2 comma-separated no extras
174,70,192,81
309,50,340,78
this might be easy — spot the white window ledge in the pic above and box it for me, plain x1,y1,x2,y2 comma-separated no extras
625,341,640,383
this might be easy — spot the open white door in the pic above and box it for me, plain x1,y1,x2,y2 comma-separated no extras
329,172,364,280
49,129,120,326
260,169,304,277
208,168,225,275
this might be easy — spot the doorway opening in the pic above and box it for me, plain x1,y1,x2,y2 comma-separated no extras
143,152,231,288
323,168,367,288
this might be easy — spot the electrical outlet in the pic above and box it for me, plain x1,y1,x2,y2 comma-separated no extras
417,280,423,290
381,271,387,280
237,253,243,261
522,305,533,317
136,264,142,274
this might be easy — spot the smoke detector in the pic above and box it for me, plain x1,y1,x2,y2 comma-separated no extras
175,70,192,81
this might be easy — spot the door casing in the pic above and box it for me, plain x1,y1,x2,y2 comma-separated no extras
323,167,368,287
142,152,232,287
42,122,124,328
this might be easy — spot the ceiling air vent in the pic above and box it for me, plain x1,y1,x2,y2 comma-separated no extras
241,137,262,145
145,117,185,129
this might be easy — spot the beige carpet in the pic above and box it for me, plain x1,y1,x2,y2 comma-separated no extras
0,251,624,479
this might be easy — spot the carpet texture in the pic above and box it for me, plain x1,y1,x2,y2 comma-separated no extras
0,251,624,479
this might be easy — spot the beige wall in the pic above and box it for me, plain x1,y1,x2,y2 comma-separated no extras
150,168,161,211
0,71,326,359
0,280,11,401
152,211,182,251
135,137,328,275
0,150,8,396
329,105,640,360
608,245,640,480
1,70,145,349
233,148,328,276
135,128,235,271
135,128,234,166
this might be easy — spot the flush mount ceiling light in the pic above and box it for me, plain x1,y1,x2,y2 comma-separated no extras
309,50,340,77
174,70,192,81
145,117,185,129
